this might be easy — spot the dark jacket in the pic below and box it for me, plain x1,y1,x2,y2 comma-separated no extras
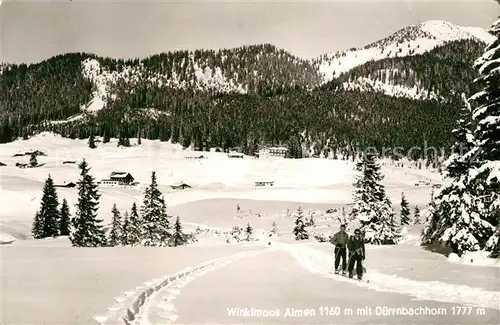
331,231,349,247
347,235,365,256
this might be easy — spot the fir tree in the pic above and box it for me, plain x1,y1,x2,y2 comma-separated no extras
71,160,106,247
127,202,142,246
400,192,411,226
245,222,253,241
32,210,43,239
445,93,475,180
350,154,400,244
465,18,500,248
306,211,316,227
108,204,123,246
414,206,421,225
59,198,71,236
170,216,187,247
88,133,96,149
38,174,60,238
293,207,309,240
121,210,130,245
422,19,500,255
140,172,171,246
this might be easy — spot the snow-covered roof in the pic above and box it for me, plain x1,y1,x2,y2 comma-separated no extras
110,172,133,178
259,147,288,151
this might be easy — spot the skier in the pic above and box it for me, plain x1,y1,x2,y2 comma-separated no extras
347,228,365,280
330,224,349,274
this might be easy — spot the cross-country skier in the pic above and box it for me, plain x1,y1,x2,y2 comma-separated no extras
347,228,365,280
330,224,349,274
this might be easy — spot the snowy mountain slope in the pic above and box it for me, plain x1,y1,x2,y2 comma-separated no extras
315,20,494,82
341,74,441,100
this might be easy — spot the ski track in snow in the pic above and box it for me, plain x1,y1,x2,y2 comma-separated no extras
93,249,265,325
280,243,500,311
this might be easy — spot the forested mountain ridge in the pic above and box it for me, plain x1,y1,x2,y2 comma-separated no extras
0,21,492,162
336,39,485,100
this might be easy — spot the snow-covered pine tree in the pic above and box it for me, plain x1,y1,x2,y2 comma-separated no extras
121,210,130,245
422,19,500,255
31,210,43,239
350,153,400,244
400,192,411,226
59,198,71,236
29,153,37,167
245,222,253,241
170,216,187,247
293,207,309,240
127,202,142,246
88,133,96,149
71,160,106,247
465,17,500,255
108,204,123,246
306,211,316,227
445,93,475,180
38,174,60,238
414,206,421,225
140,172,171,246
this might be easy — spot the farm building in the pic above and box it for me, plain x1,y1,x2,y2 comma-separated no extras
98,172,138,186
257,147,287,159
171,182,192,190
55,182,76,188
255,181,274,187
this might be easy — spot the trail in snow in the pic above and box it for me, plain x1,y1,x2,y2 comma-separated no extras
279,243,500,311
94,249,265,325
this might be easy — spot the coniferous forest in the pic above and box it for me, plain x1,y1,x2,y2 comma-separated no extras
0,40,488,162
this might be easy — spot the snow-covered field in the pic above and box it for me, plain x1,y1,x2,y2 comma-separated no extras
1,133,498,325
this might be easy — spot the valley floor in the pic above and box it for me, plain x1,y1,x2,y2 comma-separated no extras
1,134,498,325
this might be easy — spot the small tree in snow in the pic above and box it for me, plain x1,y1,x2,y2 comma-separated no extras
306,211,316,227
36,174,60,238
71,160,106,247
59,198,71,236
293,207,309,240
29,153,38,167
127,202,142,246
140,172,171,246
413,206,421,225
121,210,130,245
170,216,188,247
245,222,253,241
88,133,96,149
400,192,411,226
108,204,123,246
32,211,43,239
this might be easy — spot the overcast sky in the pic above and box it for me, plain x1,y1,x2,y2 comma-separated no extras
1,0,498,64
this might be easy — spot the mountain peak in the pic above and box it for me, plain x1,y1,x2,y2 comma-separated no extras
315,20,494,81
